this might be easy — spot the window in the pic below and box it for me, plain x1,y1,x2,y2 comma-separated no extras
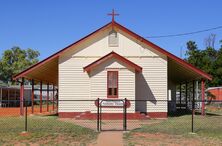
107,71,118,98
108,30,118,47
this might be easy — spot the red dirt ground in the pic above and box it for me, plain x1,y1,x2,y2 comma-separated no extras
0,105,57,117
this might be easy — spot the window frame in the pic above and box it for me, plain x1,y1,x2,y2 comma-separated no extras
107,71,118,98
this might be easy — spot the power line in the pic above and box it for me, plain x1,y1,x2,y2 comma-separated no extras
146,25,222,38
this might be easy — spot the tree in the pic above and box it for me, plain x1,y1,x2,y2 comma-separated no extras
185,41,202,67
185,36,222,87
0,47,40,84
212,42,222,86
204,34,216,49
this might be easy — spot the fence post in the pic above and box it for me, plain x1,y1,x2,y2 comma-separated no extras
31,79,34,114
123,99,125,130
20,77,24,116
52,85,55,111
40,81,42,113
180,83,182,109
25,99,28,132
100,101,102,131
192,80,195,133
56,89,59,112
97,98,100,132
192,100,194,133
124,98,127,131
47,83,49,112
201,79,205,116
185,82,188,110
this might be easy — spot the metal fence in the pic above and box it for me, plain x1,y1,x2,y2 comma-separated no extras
0,99,222,145
0,99,221,134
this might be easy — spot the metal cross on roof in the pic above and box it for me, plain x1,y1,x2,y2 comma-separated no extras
108,9,119,23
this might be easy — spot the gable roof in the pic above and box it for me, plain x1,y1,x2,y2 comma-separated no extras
13,21,212,82
84,51,142,72
13,22,112,82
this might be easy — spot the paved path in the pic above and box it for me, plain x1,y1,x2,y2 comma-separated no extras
93,131,123,146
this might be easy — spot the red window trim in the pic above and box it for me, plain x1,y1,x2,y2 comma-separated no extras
107,71,118,98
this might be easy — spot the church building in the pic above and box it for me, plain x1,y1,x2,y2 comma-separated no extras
13,11,212,118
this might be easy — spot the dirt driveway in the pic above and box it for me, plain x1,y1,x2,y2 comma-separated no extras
0,106,55,117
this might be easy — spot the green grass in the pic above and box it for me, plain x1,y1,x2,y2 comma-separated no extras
0,116,97,145
124,114,222,146
132,114,222,139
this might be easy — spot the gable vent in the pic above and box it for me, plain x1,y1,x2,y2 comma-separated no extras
108,30,119,47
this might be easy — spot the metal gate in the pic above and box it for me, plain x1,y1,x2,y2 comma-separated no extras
97,98,127,131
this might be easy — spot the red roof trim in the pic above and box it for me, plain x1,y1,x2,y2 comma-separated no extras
113,22,212,80
83,51,142,72
13,20,212,81
13,22,112,80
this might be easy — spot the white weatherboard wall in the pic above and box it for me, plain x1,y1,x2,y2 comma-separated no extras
132,57,167,113
58,57,94,112
58,29,167,114
89,59,135,113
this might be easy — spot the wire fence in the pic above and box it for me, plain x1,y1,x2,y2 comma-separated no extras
0,99,221,136
0,99,57,116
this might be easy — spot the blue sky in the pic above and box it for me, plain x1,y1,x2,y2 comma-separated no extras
0,0,222,60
